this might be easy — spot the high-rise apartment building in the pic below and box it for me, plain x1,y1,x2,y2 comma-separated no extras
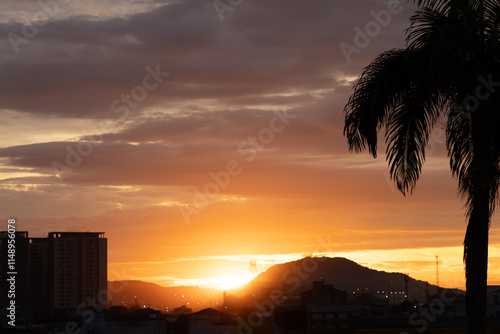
47,232,107,309
1,231,107,326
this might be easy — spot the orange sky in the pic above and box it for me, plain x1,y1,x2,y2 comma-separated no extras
2,0,500,292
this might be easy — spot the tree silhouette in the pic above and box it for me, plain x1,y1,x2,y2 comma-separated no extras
344,1,500,332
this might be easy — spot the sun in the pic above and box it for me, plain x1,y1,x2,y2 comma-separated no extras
216,274,256,291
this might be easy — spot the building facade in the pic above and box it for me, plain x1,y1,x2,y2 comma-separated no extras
1,231,107,327
47,232,107,310
29,237,50,322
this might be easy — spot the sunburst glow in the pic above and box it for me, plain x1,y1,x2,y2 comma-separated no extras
215,274,257,291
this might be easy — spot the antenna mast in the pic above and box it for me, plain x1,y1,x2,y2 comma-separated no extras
249,260,260,297
404,274,409,302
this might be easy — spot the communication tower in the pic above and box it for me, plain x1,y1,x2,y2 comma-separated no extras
404,274,409,302
249,259,261,297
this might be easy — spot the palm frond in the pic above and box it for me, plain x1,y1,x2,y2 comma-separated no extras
408,0,451,12
385,91,441,194
407,2,483,61
447,102,474,204
344,47,445,195
483,1,500,54
409,0,487,13
344,49,413,158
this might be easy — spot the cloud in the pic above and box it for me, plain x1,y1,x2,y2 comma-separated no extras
0,0,416,119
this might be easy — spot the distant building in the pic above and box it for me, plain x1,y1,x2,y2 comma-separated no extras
105,317,166,334
174,305,192,316
300,280,347,305
275,304,352,334
188,308,237,334
488,289,500,318
275,281,351,334
104,307,166,334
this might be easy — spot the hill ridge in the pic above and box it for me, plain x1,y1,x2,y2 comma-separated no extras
241,256,443,303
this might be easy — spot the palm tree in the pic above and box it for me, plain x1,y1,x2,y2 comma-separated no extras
344,0,500,332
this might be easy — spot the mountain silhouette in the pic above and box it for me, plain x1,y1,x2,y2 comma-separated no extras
107,280,223,311
238,257,449,303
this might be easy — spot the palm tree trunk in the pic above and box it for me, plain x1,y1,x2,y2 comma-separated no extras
465,193,490,334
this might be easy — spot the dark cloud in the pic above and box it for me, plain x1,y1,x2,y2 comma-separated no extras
0,0,416,118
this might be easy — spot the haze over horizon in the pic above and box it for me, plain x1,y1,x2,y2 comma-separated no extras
3,0,500,292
